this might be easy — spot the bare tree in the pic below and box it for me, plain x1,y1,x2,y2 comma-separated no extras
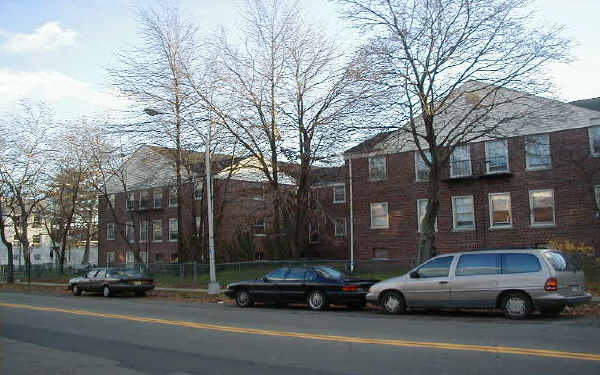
336,0,570,262
0,182,15,283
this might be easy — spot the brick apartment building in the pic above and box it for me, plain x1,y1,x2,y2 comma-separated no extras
343,87,600,260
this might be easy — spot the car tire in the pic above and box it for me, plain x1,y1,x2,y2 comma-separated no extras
502,292,533,319
103,285,112,298
307,290,328,311
72,285,81,296
235,289,254,308
380,291,405,314
540,306,564,317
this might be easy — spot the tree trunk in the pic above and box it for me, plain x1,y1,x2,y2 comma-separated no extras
417,161,441,264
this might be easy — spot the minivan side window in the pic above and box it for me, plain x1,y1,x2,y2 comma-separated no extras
417,256,453,278
501,253,541,274
456,254,500,276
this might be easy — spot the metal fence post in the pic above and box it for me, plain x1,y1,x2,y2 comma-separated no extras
180,263,184,285
193,262,197,285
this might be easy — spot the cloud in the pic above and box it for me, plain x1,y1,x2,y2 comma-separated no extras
0,68,131,117
0,22,77,53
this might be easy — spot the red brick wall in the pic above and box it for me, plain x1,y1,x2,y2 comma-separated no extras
348,127,600,260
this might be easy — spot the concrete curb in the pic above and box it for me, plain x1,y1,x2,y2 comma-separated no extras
6,281,225,294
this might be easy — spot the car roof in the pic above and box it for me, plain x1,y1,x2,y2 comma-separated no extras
434,248,551,258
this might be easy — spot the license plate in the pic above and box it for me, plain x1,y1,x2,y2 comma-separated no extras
135,281,142,286
570,285,579,294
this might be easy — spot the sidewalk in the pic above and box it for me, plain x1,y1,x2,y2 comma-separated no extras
5,281,225,294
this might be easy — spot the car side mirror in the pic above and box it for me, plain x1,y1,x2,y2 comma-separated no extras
410,271,420,279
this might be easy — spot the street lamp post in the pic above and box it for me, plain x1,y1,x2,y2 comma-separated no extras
144,108,219,293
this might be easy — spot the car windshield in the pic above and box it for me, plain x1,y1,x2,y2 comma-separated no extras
315,266,345,280
106,270,145,278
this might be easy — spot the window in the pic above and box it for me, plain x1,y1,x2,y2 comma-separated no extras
33,254,41,261
265,268,289,281
485,139,509,174
415,150,431,182
416,256,454,278
107,223,116,240
456,254,500,276
126,222,135,243
373,248,389,259
108,193,115,207
32,234,41,246
489,193,512,228
140,221,148,242
168,188,177,207
417,199,437,232
139,191,149,209
452,196,475,230
106,252,115,265
334,217,347,237
96,269,106,279
126,192,135,211
285,268,307,280
169,218,178,241
308,222,320,243
254,218,266,236
139,251,148,263
450,144,472,177
368,156,387,181
87,270,98,279
529,189,555,226
370,202,389,229
126,251,134,264
32,214,41,228
525,134,552,170
153,220,162,241
595,185,600,211
544,251,580,272
589,126,600,156
333,185,345,203
194,182,203,200
153,190,162,208
501,253,541,274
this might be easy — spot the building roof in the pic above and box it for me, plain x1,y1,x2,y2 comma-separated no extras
570,98,600,112
344,82,600,158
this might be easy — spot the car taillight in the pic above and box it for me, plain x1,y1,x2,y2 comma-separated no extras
342,285,359,292
544,277,558,291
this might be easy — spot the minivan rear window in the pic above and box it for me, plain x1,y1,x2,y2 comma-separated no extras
501,253,541,274
543,251,581,272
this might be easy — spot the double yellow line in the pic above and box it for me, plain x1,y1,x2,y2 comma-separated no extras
1,302,599,362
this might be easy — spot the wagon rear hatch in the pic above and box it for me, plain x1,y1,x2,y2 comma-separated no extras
543,251,586,297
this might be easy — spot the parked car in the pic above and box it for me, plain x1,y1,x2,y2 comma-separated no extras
68,268,154,297
224,266,379,310
366,249,592,319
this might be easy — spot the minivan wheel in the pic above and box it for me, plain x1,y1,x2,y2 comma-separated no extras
235,289,254,308
307,290,328,311
380,291,405,314
103,286,112,298
502,293,532,319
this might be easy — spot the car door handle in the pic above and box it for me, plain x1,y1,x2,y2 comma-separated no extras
438,281,449,284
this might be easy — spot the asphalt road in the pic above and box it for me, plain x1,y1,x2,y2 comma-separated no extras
1,292,599,375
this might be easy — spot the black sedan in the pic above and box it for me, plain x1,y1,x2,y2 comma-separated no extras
68,268,154,297
224,266,379,310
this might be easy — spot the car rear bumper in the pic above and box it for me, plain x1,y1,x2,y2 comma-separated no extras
327,291,368,305
534,292,592,308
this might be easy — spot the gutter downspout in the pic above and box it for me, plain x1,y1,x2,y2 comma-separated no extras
348,158,354,273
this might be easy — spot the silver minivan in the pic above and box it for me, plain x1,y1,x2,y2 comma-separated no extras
366,249,592,319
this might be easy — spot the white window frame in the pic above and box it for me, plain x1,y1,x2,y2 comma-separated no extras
139,251,148,264
140,221,148,242
334,217,347,237
126,192,135,211
126,251,135,265
153,190,162,208
333,184,346,204
485,139,509,174
452,195,475,231
139,190,149,209
153,220,163,242
168,218,178,242
254,218,266,237
107,223,116,241
529,189,556,227
414,150,431,182
589,126,600,157
417,199,437,233
450,144,472,178
488,192,513,229
126,222,135,243
168,188,178,207
370,202,389,229
368,156,387,181
525,134,552,170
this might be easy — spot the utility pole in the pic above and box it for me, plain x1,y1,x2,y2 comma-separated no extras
206,118,219,294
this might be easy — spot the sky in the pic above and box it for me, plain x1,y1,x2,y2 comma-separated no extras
0,0,598,121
